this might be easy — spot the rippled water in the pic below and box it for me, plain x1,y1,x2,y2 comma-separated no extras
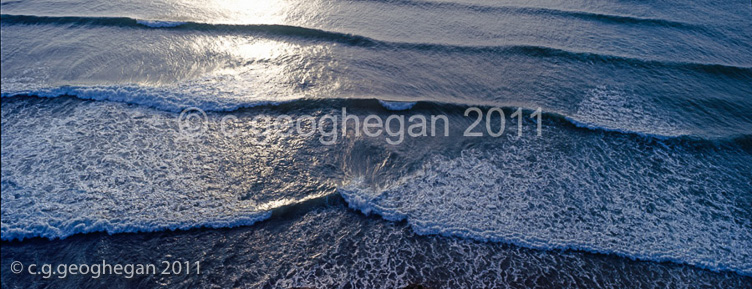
2,0,751,287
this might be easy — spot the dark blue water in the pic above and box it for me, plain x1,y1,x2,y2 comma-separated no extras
2,0,751,287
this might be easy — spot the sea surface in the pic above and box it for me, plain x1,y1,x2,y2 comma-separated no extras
1,0,751,288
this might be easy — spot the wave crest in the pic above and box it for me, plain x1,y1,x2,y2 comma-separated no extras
2,13,750,75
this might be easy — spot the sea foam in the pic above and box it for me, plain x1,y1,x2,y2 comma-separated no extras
136,20,187,28
338,142,752,276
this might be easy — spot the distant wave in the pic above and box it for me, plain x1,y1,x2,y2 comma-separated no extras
0,0,705,30
2,14,750,76
364,0,701,29
391,43,752,78
0,0,24,6
0,14,378,46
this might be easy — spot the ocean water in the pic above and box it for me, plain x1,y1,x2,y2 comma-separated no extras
2,0,752,288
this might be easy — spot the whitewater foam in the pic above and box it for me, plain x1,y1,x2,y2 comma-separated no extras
0,98,335,241
568,86,690,138
338,139,752,276
378,100,417,111
136,19,186,28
